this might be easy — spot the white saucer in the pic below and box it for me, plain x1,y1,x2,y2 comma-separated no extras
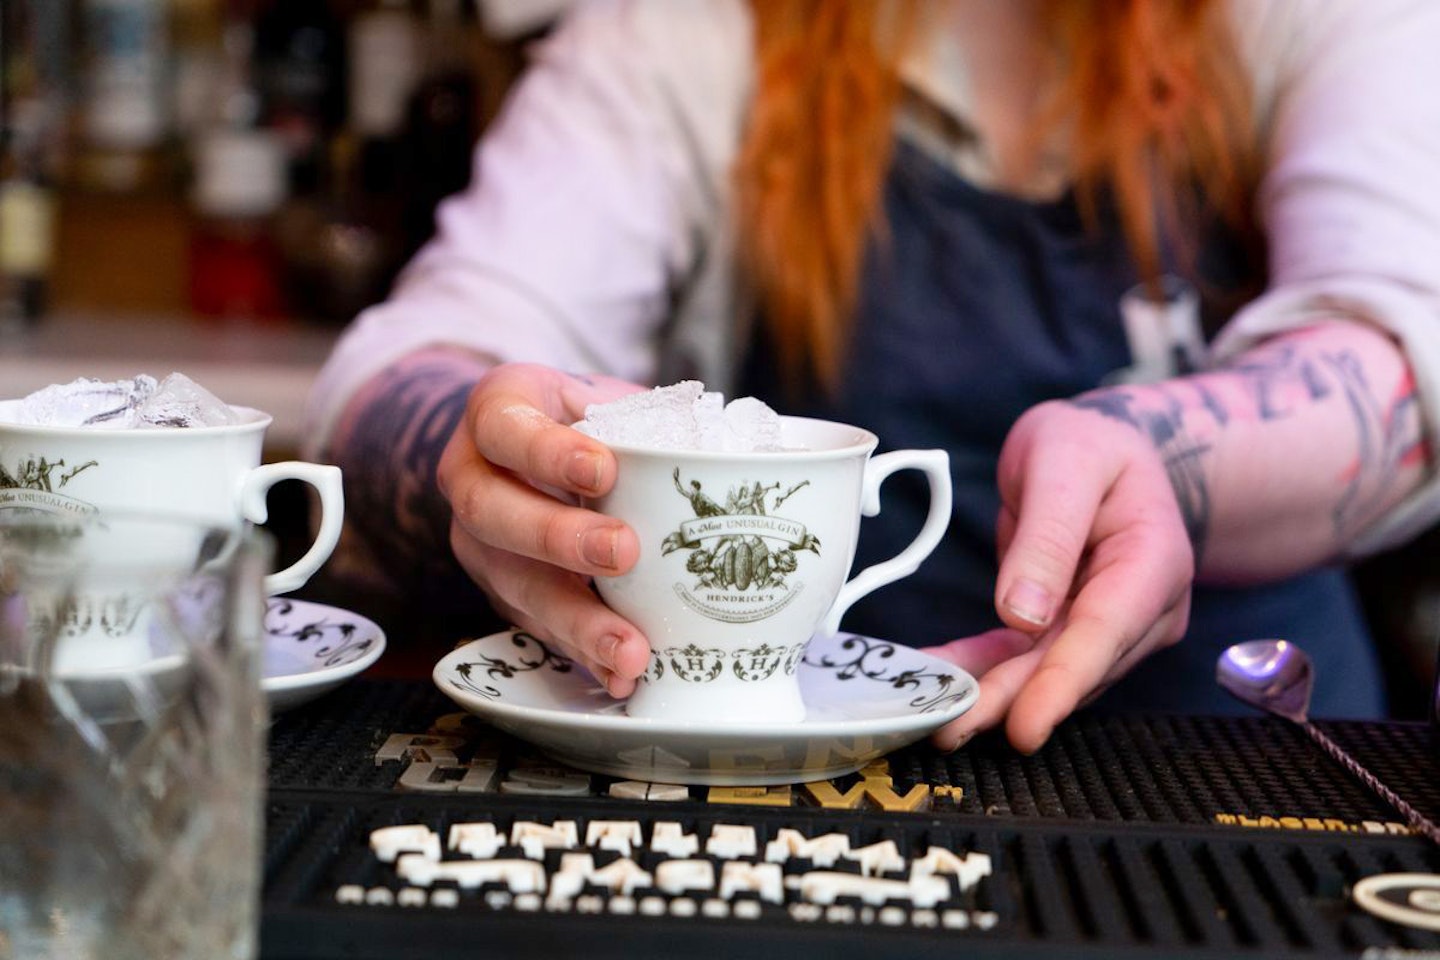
263,598,386,712
433,629,978,786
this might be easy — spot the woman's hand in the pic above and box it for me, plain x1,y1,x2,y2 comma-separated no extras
924,322,1426,754
926,397,1196,753
437,363,653,696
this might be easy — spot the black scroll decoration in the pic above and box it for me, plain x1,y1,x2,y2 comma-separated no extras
804,634,976,714
265,598,376,668
450,630,573,701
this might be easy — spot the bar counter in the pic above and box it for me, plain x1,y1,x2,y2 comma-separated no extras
258,622,1440,960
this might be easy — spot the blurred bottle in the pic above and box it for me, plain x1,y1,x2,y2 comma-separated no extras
0,153,54,331
72,0,173,194
348,0,420,147
212,3,262,130
179,0,287,322
273,130,391,324
187,126,287,320
252,0,345,194
272,0,422,325
0,0,64,331
398,0,478,260
346,0,419,259
170,0,225,141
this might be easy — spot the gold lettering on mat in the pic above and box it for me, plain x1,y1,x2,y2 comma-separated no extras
799,761,930,812
376,724,962,811
804,779,930,813
707,785,794,807
1214,813,1411,835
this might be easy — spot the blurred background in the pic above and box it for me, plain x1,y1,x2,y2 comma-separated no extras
0,0,573,450
0,0,576,636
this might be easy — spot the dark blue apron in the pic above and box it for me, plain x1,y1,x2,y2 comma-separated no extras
741,139,1385,718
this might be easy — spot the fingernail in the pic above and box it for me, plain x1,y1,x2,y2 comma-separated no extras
1002,578,1053,626
592,666,616,693
941,729,974,753
595,633,622,670
566,451,603,494
580,526,619,570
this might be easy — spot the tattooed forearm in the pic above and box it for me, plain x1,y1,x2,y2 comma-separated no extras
1324,351,1422,536
1223,342,1331,419
1223,340,1422,537
1071,390,1214,560
1069,328,1425,561
1195,381,1229,427
331,359,479,586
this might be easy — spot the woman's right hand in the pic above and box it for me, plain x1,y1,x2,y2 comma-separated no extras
436,362,653,696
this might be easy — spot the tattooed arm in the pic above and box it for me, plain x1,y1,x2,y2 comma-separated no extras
1072,321,1425,578
929,319,1427,754
323,348,487,596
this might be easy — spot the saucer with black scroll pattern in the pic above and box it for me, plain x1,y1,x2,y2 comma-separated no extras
263,598,386,712
433,628,978,786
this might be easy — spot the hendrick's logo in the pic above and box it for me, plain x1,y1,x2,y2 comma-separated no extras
660,467,820,624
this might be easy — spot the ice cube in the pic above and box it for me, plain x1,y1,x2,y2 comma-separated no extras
723,396,782,452
134,373,239,427
13,373,237,429
16,375,160,428
695,391,725,451
581,381,791,452
581,381,706,449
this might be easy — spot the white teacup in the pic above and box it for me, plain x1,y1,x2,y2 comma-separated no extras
584,416,951,724
0,401,343,598
0,512,266,683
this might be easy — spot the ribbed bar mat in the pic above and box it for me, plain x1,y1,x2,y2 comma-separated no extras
267,679,1440,826
261,679,1440,959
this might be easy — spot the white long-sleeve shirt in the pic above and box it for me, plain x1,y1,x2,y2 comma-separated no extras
306,0,1440,555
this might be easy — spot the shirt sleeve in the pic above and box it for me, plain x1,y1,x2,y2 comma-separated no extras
1211,0,1440,555
303,0,751,456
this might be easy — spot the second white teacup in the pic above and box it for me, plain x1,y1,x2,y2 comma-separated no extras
0,402,344,676
0,512,267,684
583,415,951,725
0,400,342,600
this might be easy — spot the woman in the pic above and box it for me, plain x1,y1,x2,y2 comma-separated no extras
304,0,1440,752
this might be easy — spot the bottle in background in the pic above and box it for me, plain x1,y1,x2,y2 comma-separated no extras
347,0,420,150
252,0,346,196
187,126,287,321
72,0,174,194
170,0,225,142
0,152,55,331
399,0,479,261
273,129,391,325
0,0,63,331
271,0,423,325
346,0,420,271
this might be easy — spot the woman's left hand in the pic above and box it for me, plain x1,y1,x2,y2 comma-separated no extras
924,397,1196,753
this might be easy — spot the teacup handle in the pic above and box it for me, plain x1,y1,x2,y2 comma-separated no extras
237,463,345,596
819,449,951,636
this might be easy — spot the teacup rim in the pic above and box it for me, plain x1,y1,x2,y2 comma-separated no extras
0,401,272,434
573,414,880,460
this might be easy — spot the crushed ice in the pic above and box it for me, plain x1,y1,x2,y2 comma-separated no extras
579,380,788,452
14,373,240,429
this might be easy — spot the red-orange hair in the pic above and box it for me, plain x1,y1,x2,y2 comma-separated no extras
734,0,1258,393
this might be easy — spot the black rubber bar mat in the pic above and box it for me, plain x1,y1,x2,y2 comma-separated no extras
261,679,1440,959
